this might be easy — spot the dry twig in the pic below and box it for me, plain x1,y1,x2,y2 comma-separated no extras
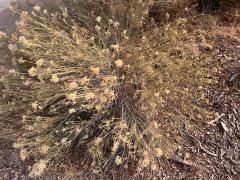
183,124,218,157
171,155,205,170
208,113,225,125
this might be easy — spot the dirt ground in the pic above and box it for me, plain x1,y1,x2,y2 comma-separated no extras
0,6,240,180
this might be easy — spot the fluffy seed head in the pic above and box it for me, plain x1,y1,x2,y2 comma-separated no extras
51,74,59,83
28,67,37,77
33,5,41,11
96,16,102,23
114,59,124,68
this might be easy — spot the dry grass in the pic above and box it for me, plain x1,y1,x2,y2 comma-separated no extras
0,0,220,177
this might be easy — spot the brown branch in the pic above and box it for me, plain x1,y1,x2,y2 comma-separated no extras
183,124,218,157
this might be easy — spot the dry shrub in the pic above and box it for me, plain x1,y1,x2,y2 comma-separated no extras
149,0,195,23
0,0,218,177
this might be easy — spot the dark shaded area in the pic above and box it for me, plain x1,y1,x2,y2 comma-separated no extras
198,0,221,11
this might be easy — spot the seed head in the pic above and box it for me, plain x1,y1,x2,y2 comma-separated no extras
66,91,78,102
90,67,100,75
68,81,78,90
114,59,124,68
51,74,59,83
115,156,122,165
28,67,37,77
113,22,120,28
85,92,96,100
0,31,6,39
29,160,47,177
69,108,76,114
36,59,45,67
96,16,102,23
33,5,41,11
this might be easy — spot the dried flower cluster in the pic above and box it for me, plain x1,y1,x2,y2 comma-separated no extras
0,0,219,177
